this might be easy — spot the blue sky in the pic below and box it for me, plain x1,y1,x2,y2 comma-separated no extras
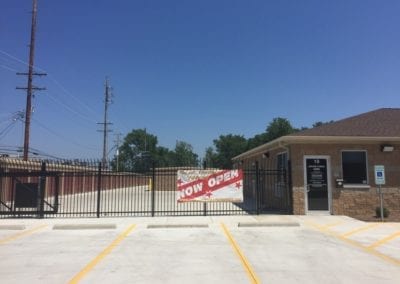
1,0,400,159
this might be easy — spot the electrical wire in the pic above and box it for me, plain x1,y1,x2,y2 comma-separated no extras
0,50,111,157
0,49,46,72
42,92,98,124
32,117,100,151
0,145,63,160
0,49,100,122
48,75,99,117
0,122,17,140
0,64,19,72
0,112,24,140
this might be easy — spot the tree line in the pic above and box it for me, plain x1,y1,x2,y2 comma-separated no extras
114,118,332,171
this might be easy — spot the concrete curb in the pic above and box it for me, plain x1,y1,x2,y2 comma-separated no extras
0,225,26,230
147,224,209,229
238,222,300,227
53,224,117,230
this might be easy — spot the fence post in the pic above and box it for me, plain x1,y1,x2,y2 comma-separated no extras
96,162,102,218
54,174,59,213
151,162,155,217
38,162,46,218
286,160,293,214
255,161,260,215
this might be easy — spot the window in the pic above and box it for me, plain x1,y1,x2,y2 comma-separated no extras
277,152,288,170
276,152,288,187
341,151,368,184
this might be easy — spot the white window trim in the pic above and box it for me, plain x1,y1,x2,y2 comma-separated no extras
341,150,369,185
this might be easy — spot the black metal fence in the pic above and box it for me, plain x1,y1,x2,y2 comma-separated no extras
0,158,291,218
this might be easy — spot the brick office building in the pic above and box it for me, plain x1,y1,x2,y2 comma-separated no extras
234,108,400,221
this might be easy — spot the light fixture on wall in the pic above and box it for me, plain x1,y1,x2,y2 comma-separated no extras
262,152,270,159
381,144,394,152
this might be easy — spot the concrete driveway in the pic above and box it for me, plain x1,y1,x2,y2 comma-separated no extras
0,215,399,283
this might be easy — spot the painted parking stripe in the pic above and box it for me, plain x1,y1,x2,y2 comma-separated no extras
341,223,381,238
368,231,400,249
68,224,136,284
304,221,400,267
0,224,47,245
220,223,260,284
323,220,344,228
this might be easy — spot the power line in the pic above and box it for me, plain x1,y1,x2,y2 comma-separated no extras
42,92,98,124
0,49,45,71
32,117,99,151
0,49,100,121
0,111,24,140
0,145,63,160
0,64,19,72
48,76,99,117
0,123,17,140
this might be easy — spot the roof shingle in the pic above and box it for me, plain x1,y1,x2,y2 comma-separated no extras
289,108,400,137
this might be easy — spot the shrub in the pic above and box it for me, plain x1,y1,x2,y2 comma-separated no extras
375,207,390,218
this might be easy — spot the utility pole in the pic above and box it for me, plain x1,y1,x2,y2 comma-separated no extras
16,0,46,161
97,77,113,166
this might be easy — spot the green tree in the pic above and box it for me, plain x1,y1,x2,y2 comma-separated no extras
212,134,248,169
154,146,174,168
115,129,200,171
171,141,199,167
265,117,295,141
203,146,217,168
246,117,297,150
247,132,268,149
117,129,158,172
312,120,334,128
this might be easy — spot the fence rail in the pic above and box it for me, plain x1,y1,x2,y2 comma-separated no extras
0,158,291,218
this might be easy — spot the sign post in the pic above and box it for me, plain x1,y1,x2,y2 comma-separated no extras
374,165,385,222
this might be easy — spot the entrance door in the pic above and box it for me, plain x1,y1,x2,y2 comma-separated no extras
305,157,329,211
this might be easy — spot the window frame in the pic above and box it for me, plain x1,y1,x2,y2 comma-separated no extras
341,150,369,185
276,151,288,171
276,151,288,186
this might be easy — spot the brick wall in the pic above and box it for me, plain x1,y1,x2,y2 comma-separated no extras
236,142,400,220
289,143,400,221
292,187,305,215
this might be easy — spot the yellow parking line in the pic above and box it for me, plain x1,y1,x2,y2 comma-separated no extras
368,231,400,249
220,223,260,284
0,224,47,245
68,224,136,284
304,221,400,267
323,220,344,228
341,223,381,238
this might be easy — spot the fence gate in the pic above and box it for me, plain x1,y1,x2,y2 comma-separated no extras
0,158,292,218
0,162,59,217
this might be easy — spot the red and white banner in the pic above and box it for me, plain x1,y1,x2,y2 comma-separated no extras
177,169,243,202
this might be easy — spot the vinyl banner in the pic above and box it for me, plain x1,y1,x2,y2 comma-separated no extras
177,169,243,202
